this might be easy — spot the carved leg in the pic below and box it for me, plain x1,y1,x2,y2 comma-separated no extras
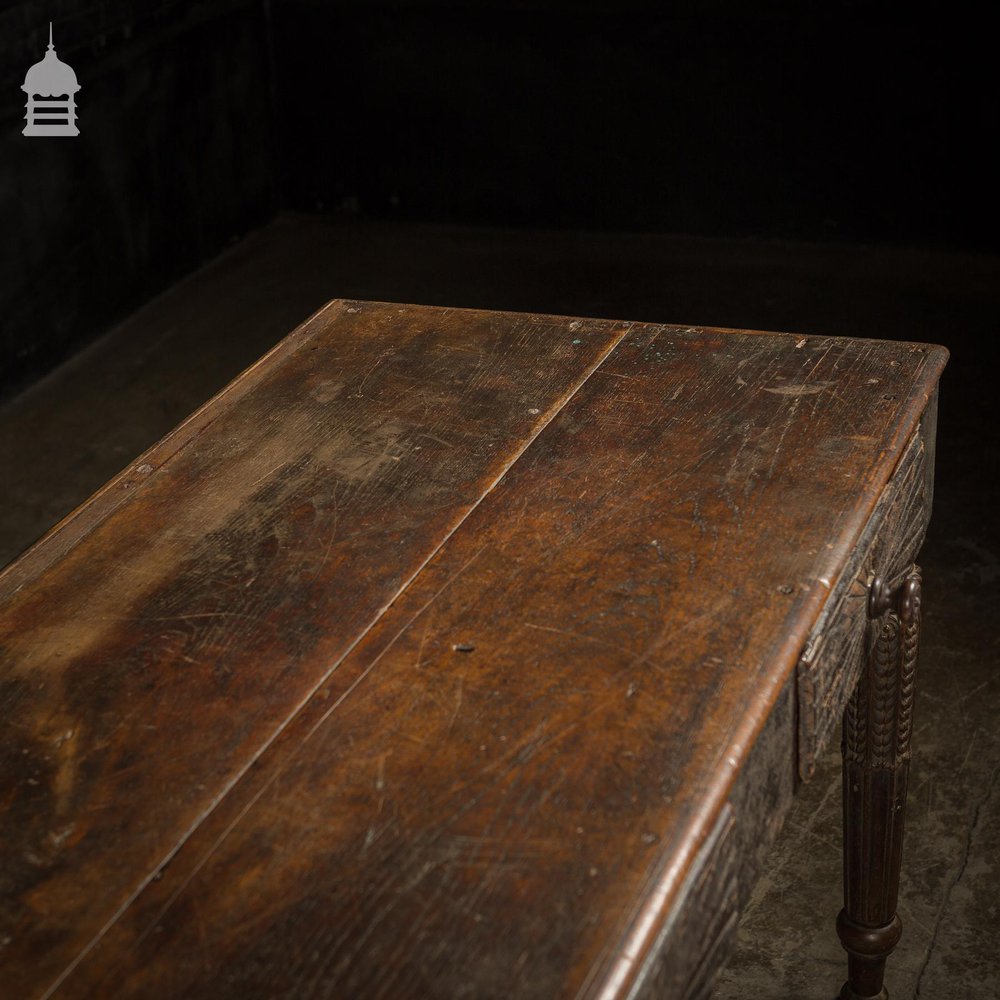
837,565,921,1000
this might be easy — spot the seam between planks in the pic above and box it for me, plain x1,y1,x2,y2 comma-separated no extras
38,313,637,1000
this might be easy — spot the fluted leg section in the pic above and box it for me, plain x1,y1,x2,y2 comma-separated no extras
837,566,921,1000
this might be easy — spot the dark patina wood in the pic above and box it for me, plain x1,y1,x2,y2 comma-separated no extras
837,566,923,1000
797,393,937,779
622,804,739,1000
0,301,632,996
0,301,946,999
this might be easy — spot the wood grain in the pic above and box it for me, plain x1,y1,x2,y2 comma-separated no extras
6,311,945,999
622,804,739,1000
0,300,633,996
796,392,937,779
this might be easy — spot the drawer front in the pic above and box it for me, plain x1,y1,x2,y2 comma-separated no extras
796,392,938,779
626,805,740,1000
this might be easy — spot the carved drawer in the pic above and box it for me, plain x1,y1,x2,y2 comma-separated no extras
796,392,939,780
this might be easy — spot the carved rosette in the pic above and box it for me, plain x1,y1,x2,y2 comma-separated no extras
838,565,921,1000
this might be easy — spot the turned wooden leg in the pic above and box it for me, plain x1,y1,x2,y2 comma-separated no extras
837,565,921,1000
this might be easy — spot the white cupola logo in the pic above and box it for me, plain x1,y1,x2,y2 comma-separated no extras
22,23,80,137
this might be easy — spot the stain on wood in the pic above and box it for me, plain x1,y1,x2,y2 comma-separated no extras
0,302,946,999
0,300,631,996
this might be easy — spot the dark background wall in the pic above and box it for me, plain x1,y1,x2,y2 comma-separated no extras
273,2,999,247
3,0,997,399
0,0,277,399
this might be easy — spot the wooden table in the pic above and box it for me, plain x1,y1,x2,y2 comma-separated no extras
0,301,946,999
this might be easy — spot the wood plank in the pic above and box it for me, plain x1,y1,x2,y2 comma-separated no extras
0,300,634,997
623,804,739,1000
796,394,938,779
51,319,945,999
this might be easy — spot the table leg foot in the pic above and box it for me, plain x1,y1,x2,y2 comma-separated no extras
838,983,888,1000
837,565,921,1000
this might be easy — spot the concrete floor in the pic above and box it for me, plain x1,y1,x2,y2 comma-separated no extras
2,214,997,998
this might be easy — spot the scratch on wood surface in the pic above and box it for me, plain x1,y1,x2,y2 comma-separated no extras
523,622,666,673
764,396,802,479
446,676,465,737
522,621,608,646
316,486,341,572
246,464,287,491
419,432,455,449
763,381,834,396
413,620,432,671
84,612,258,629
352,350,394,397
801,343,835,382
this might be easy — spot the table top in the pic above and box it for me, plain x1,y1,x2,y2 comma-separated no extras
0,300,947,999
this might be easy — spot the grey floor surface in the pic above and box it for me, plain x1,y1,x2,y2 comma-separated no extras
1,214,997,999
